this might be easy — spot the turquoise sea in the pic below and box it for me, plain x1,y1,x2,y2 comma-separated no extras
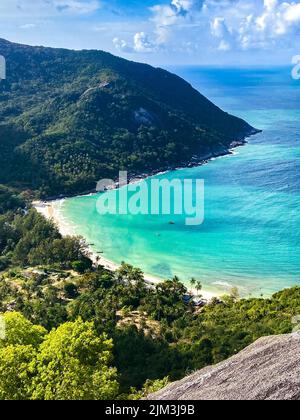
60,67,300,297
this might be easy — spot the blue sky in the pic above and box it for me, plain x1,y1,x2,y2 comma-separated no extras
0,0,299,65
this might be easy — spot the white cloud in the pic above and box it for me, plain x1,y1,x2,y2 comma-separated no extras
220,0,300,50
112,0,300,55
284,2,300,22
113,37,132,53
210,17,234,50
151,0,204,42
151,0,204,24
211,17,230,39
113,0,205,54
113,32,156,53
133,32,156,52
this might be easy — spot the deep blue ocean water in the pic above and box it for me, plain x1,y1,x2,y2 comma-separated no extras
60,67,300,296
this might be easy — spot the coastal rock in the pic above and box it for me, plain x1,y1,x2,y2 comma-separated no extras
147,331,300,400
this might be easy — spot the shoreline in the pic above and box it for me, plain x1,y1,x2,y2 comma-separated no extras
33,199,220,301
43,131,260,202
33,130,261,302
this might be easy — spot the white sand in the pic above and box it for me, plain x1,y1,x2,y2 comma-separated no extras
33,199,219,301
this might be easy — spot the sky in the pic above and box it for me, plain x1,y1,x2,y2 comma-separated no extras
0,0,299,65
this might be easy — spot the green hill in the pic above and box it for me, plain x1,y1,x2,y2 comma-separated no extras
0,39,255,197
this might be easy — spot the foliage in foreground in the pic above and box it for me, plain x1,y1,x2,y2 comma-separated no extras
0,259,299,400
0,313,118,400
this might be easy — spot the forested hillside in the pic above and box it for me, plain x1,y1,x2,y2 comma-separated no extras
0,38,254,197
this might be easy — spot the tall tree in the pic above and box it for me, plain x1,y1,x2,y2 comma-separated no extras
31,318,119,400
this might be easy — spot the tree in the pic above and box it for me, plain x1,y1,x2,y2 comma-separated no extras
0,314,119,400
64,282,79,299
190,278,202,296
115,263,145,285
195,281,202,296
141,279,188,324
128,377,170,400
190,278,196,288
0,313,45,400
0,345,37,400
230,287,240,302
71,259,92,274
0,312,46,349
31,318,119,400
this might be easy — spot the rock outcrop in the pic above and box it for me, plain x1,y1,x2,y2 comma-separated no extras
148,331,300,400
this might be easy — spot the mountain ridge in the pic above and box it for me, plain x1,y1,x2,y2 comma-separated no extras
0,38,256,197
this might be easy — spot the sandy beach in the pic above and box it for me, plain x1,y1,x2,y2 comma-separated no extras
31,140,254,302
33,199,219,301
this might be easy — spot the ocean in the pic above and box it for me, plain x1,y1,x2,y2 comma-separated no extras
59,66,300,297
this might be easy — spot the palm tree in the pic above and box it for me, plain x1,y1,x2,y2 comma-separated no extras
172,275,180,283
195,280,202,297
190,278,196,288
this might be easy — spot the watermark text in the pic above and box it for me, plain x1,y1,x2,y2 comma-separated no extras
96,171,205,226
291,55,300,80
0,316,6,340
0,55,6,80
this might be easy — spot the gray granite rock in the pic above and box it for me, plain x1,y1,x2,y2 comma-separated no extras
148,331,300,400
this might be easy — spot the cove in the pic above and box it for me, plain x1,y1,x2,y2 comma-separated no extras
59,67,300,297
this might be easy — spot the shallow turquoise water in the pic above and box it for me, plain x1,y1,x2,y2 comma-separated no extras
60,67,300,296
